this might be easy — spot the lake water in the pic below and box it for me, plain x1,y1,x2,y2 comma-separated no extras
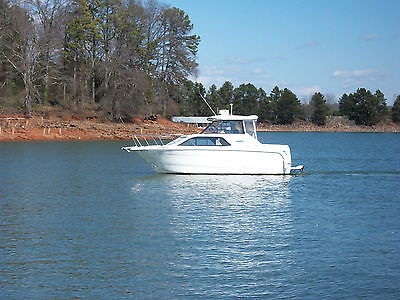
1,132,399,299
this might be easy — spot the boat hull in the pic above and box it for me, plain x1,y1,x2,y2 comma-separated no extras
134,146,292,175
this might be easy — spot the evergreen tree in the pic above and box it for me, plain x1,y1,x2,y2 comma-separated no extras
392,95,400,123
310,92,329,126
64,0,103,104
217,81,234,110
276,88,302,124
339,93,354,119
232,83,259,115
181,81,206,116
206,84,221,114
267,86,281,123
257,88,271,122
339,88,388,125
374,90,389,122
157,7,200,85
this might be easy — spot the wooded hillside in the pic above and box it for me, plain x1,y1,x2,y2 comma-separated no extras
0,0,199,118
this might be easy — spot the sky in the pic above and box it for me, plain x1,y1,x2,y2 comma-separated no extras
162,0,399,104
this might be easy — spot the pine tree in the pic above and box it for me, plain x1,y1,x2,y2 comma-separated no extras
339,88,388,125
276,88,302,124
392,95,400,123
217,81,234,110
64,0,103,104
267,86,281,123
206,84,221,113
232,83,259,115
311,92,329,126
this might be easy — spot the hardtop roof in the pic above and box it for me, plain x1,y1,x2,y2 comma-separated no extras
207,114,258,122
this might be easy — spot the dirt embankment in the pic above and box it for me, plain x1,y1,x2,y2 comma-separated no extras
0,114,199,141
0,114,399,142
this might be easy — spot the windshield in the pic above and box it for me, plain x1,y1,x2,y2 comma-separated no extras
201,120,244,134
244,119,256,138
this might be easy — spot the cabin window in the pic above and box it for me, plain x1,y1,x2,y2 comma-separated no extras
179,137,230,146
201,120,244,134
244,120,256,138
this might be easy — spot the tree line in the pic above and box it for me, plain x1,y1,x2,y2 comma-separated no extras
176,81,400,126
1,0,399,126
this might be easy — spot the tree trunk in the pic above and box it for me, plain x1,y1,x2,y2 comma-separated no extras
111,96,117,120
43,48,50,105
63,82,66,105
25,95,31,117
92,73,95,104
24,73,31,117
73,53,77,102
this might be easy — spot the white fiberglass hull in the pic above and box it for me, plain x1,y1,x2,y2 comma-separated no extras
133,145,292,175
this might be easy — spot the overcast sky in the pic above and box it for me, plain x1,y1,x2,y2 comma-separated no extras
163,0,400,104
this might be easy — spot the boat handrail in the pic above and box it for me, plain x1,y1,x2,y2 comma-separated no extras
131,134,183,147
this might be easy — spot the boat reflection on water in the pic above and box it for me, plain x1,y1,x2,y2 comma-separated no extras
130,173,293,229
132,174,291,203
172,174,288,201
128,174,296,295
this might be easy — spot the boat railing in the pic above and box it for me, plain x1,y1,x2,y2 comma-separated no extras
130,134,183,147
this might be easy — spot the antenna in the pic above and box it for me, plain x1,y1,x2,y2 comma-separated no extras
200,94,217,116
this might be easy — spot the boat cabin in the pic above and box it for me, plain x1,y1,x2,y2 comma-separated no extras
201,111,258,139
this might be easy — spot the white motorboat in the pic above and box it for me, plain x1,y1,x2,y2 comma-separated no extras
122,110,303,175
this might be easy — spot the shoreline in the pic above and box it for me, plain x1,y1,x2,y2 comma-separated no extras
1,115,399,141
257,119,400,133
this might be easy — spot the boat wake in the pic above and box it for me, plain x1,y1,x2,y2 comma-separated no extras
296,170,400,176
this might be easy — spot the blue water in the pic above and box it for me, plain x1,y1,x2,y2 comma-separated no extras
1,132,399,299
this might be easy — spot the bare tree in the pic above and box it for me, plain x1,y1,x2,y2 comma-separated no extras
23,0,68,104
0,3,41,116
